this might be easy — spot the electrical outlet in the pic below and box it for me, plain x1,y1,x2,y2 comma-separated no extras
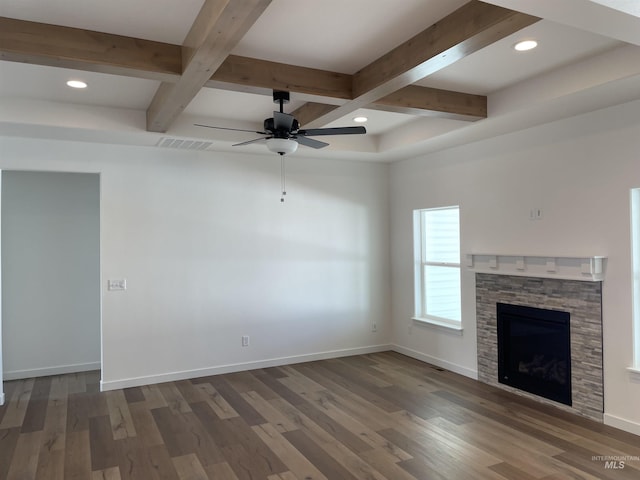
372,322,377,332
530,208,543,220
242,335,249,347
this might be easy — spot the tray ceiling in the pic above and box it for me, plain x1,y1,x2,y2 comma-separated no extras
1,0,639,161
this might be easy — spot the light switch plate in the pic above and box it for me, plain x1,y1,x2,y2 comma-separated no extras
108,279,127,291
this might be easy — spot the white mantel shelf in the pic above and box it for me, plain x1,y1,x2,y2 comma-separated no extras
466,254,606,281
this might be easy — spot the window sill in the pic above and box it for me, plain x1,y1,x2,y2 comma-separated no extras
412,317,463,335
628,367,640,382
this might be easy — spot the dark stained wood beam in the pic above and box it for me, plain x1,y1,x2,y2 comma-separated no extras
373,85,487,121
146,0,271,133
298,1,539,128
0,16,182,82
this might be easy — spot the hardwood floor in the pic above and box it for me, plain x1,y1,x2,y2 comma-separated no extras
1,351,639,479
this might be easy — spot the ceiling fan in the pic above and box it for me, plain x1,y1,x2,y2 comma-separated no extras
194,90,366,155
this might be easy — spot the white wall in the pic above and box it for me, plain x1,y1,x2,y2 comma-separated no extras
2,99,637,435
390,98,640,435
0,171,3,405
0,138,391,390
1,171,101,380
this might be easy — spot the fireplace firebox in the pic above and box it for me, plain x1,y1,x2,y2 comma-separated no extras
497,302,572,406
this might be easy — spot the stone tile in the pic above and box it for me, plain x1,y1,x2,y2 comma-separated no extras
475,274,603,421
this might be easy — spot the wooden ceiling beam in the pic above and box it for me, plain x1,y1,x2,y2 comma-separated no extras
373,85,487,121
207,55,352,103
146,0,271,132
208,56,487,121
0,16,182,82
289,86,486,126
297,0,539,128
0,6,496,127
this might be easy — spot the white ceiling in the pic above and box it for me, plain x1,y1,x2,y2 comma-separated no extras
1,0,640,161
0,0,204,44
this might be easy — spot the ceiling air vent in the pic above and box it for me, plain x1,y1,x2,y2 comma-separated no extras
156,137,213,151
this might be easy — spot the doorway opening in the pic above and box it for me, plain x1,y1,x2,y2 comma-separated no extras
1,170,101,403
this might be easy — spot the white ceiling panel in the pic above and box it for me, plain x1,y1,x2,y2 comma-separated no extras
184,89,306,124
232,0,468,73
416,20,621,95
324,108,415,136
0,0,204,44
590,0,640,17
0,61,160,110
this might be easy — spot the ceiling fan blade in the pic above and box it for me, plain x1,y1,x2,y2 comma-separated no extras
273,111,295,131
295,136,329,149
194,124,267,135
232,137,269,147
297,126,366,136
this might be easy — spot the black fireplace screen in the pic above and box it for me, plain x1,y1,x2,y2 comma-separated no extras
497,302,572,406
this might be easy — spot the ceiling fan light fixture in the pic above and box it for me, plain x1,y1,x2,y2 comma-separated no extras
266,138,298,155
514,40,538,52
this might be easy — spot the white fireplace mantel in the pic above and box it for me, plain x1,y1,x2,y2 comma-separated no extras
466,254,606,281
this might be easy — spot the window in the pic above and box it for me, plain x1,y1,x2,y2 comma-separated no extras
413,206,461,329
631,189,640,371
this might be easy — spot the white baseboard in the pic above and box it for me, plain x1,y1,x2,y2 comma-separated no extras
3,361,101,381
604,413,640,437
100,344,392,391
391,344,478,380
0,392,5,406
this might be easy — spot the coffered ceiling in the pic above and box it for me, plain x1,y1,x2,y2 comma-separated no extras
1,0,639,161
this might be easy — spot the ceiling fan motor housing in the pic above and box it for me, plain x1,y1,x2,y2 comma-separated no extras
264,117,299,137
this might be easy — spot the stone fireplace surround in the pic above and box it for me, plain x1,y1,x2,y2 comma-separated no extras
475,273,603,421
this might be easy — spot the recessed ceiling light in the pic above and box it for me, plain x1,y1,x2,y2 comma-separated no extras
514,40,538,52
353,116,368,123
66,80,87,89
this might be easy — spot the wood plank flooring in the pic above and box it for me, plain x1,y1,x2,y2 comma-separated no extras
1,351,639,479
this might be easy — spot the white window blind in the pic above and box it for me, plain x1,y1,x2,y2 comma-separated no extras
413,206,461,327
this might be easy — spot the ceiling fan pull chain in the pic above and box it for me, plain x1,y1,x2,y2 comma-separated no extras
280,154,287,203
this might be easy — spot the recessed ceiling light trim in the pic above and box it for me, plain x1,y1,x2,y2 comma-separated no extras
66,80,88,89
514,40,538,52
353,116,368,123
